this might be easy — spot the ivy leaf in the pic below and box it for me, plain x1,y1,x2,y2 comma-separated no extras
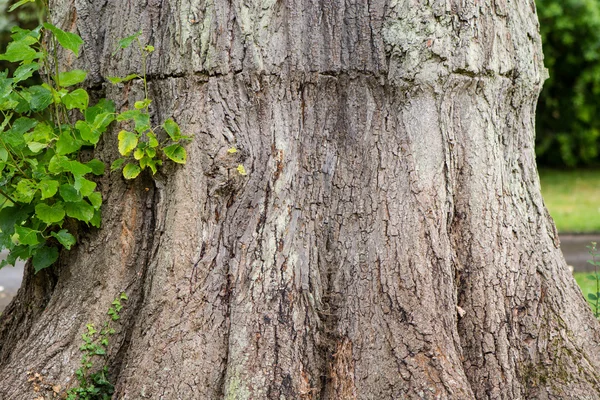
32,245,59,272
90,209,101,228
85,98,115,122
59,184,82,202
24,122,53,143
134,99,151,109
86,159,105,175
87,192,102,210
110,158,125,171
51,229,76,250
147,131,159,148
74,176,96,197
14,179,37,203
113,30,142,55
122,163,141,179
118,130,138,156
43,23,84,56
133,147,144,160
48,154,70,173
62,88,89,110
15,225,40,245
27,141,46,152
65,200,94,222
4,117,37,149
13,62,38,83
139,156,160,174
38,179,59,199
0,205,32,235
28,85,53,111
8,0,35,12
117,109,150,133
163,144,187,164
56,128,83,155
0,39,37,62
106,74,139,84
163,118,181,141
68,160,93,176
54,69,87,87
35,202,66,224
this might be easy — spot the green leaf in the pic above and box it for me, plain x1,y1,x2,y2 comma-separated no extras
0,205,33,235
48,154,70,173
163,118,181,141
62,88,89,110
146,147,156,158
51,229,76,250
65,200,94,222
139,156,161,174
74,176,96,197
163,144,187,164
110,158,125,171
133,147,144,160
55,128,83,155
59,184,82,202
122,163,141,179
118,130,138,156
13,62,39,83
87,192,102,210
114,30,142,55
38,179,59,199
107,73,139,84
28,85,53,111
68,160,93,176
589,293,598,301
85,98,115,122
32,246,59,272
35,202,65,224
90,209,101,228
147,131,159,148
54,69,87,87
134,99,151,109
43,23,84,56
27,141,46,152
117,109,151,133
8,0,35,12
15,225,40,245
86,159,105,175
14,179,37,203
0,39,37,62
24,122,53,143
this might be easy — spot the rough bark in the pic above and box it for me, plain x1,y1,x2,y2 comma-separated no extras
1,0,599,399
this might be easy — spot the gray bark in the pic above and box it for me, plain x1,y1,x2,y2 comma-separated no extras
1,0,599,399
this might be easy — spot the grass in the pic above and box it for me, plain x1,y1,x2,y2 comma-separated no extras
539,169,600,233
574,272,598,300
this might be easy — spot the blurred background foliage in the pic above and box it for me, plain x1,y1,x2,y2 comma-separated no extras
0,0,43,72
536,0,600,167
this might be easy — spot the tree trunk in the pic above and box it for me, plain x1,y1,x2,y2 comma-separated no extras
1,0,600,398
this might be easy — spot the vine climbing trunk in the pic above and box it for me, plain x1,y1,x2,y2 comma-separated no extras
1,0,600,399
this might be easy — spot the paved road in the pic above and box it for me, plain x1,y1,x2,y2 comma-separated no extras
0,235,598,312
559,234,600,273
0,257,25,312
